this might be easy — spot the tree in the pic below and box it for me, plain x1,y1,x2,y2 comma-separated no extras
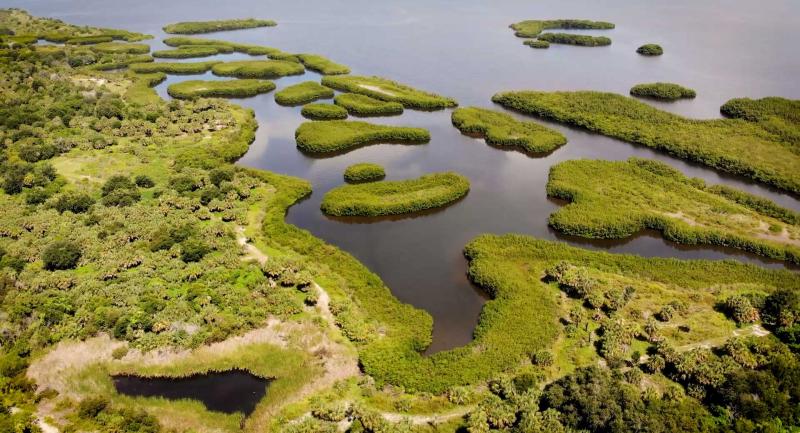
42,240,81,270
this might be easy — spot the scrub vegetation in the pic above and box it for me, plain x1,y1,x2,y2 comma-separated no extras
130,60,220,74
152,45,230,59
274,81,334,106
343,163,386,183
333,93,404,117
0,9,151,43
630,82,696,100
509,19,615,38
162,18,277,35
451,106,567,154
300,103,348,120
321,75,457,110
321,172,470,217
90,42,150,55
492,90,800,193
211,59,305,79
536,33,612,47
637,43,664,56
295,120,430,154
547,158,800,263
167,79,276,99
162,36,288,57
296,53,350,75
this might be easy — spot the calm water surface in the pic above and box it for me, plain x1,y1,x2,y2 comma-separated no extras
17,0,800,351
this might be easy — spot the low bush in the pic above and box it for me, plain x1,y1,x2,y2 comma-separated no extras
296,53,350,75
42,240,82,270
343,163,385,183
167,79,275,99
630,82,696,100
536,33,611,47
274,81,334,106
334,93,403,117
152,46,224,58
295,120,430,154
491,90,800,193
301,103,348,120
163,18,277,34
321,172,469,217
52,192,95,214
134,175,155,188
524,40,550,49
451,106,566,153
321,75,457,110
211,60,304,79
509,19,615,38
101,175,140,207
637,44,663,56
130,61,220,74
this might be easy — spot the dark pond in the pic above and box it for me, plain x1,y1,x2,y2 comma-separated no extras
17,0,800,352
113,370,269,415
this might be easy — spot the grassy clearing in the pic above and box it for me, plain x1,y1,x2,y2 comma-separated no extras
343,163,385,183
163,36,286,56
130,60,220,74
212,60,305,79
301,103,348,120
630,82,696,100
167,79,276,99
89,42,150,54
163,18,277,35
537,32,611,46
274,81,334,106
637,43,663,56
296,53,350,75
451,106,566,154
321,75,457,110
546,157,800,263
295,120,430,154
152,46,228,59
492,91,800,194
321,172,469,217
334,93,403,117
509,19,615,38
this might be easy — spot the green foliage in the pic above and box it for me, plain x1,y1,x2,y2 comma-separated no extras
42,240,82,270
296,53,350,75
52,191,95,214
134,175,154,188
333,93,404,117
321,172,469,217
524,39,550,49
211,59,305,79
162,36,287,56
509,19,615,38
720,96,800,122
162,18,276,35
451,106,566,153
167,79,275,99
101,175,140,207
492,91,800,193
90,42,150,54
637,43,664,56
66,35,114,45
152,46,225,59
130,61,220,74
537,33,611,46
321,75,457,110
544,158,800,263
300,103,348,120
343,163,385,183
274,81,334,106
630,82,696,100
295,120,430,154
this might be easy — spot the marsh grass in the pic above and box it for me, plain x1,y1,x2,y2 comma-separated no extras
295,120,430,154
637,44,664,56
130,60,220,74
536,32,611,47
301,103,348,120
274,81,334,106
89,42,150,54
152,46,229,59
333,93,404,117
163,19,277,35
321,75,457,110
343,163,386,183
630,82,695,100
451,106,566,153
212,60,305,79
509,19,615,38
297,53,350,75
167,79,276,99
163,36,286,56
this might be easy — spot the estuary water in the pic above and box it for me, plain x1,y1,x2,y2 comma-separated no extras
16,0,800,352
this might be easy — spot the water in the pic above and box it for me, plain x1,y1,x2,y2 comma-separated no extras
16,0,800,352
113,370,269,415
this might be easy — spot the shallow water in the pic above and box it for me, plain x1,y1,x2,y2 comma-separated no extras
113,370,269,414
17,0,800,352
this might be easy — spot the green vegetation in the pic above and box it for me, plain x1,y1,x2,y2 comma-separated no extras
343,163,386,183
295,120,430,154
162,36,287,56
162,18,277,35
211,60,305,79
0,8,151,43
630,82,696,100
546,158,800,263
333,93,404,116
524,39,550,49
66,35,114,45
492,90,800,193
321,75,457,110
130,60,220,74
152,45,229,58
720,96,800,122
90,42,150,54
167,79,276,99
451,106,567,154
321,172,469,217
274,81,334,105
536,32,611,46
301,103,348,120
509,19,615,38
637,43,664,56
296,53,350,75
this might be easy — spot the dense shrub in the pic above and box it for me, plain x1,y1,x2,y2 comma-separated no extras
274,81,334,105
343,163,385,183
451,106,566,153
163,18,276,34
630,82,696,100
101,175,140,207
536,33,611,46
333,93,403,117
52,192,95,213
524,39,550,49
134,175,155,188
295,120,430,154
42,240,82,270
180,238,210,263
510,19,615,38
321,75,457,110
637,43,664,56
167,79,275,99
300,103,348,120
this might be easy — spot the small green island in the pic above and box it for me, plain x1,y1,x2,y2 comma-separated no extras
343,163,386,183
321,172,470,216
630,82,696,100
295,120,430,154
537,32,611,47
321,75,457,110
162,18,277,34
167,79,276,99
524,39,550,49
90,41,150,54
300,103,348,120
333,93,404,116
274,81,334,106
451,106,567,154
510,19,614,47
211,59,305,79
296,53,350,75
130,60,220,74
163,36,288,56
152,45,231,58
637,43,664,56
